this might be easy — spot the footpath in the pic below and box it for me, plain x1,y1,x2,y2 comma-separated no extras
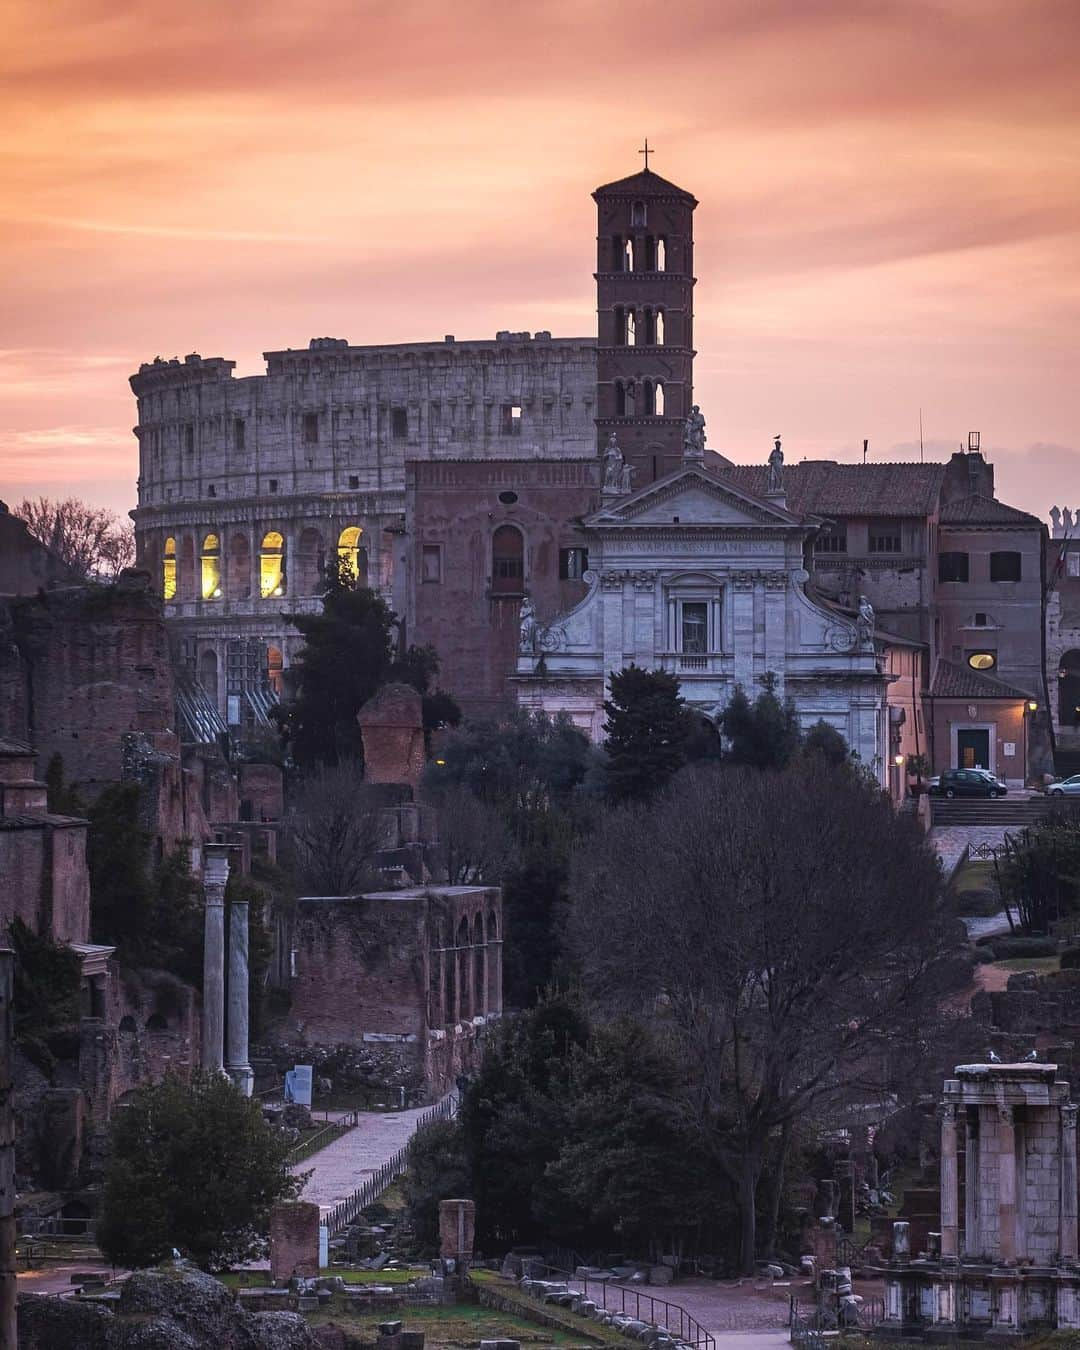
292,1101,444,1218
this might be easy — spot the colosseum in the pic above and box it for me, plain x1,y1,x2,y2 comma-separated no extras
131,332,600,725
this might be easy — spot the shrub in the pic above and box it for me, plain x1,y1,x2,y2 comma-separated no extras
1060,947,1080,969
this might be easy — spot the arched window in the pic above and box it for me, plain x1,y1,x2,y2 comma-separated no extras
656,309,665,344
473,913,486,1015
228,533,251,599
118,1015,136,1035
644,235,656,270
485,910,500,1013
200,533,221,600
337,526,368,586
642,308,655,344
162,537,177,601
296,527,324,596
625,308,636,345
642,380,656,416
623,237,634,271
631,200,646,227
179,535,195,600
146,1012,168,1032
492,525,524,594
657,237,667,271
655,381,665,415
625,381,636,417
611,234,623,271
457,916,472,1020
260,531,285,598
614,381,626,417
199,648,219,706
444,919,457,1024
266,645,284,697
613,305,625,346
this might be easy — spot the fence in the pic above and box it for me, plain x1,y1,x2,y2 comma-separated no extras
325,1093,458,1236
789,1293,884,1342
287,1110,361,1166
548,1267,714,1350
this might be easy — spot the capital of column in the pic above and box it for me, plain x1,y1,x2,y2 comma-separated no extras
1064,1104,1078,1132
998,1103,1015,1128
203,842,233,899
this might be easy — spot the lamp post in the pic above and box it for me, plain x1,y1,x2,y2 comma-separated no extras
1024,701,1038,789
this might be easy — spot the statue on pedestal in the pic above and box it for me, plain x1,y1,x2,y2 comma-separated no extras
519,596,537,654
767,435,784,492
856,594,875,647
683,405,706,459
603,433,625,490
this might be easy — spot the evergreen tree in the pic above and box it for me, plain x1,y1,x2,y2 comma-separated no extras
98,1071,301,1271
802,718,850,767
720,671,801,768
602,664,690,801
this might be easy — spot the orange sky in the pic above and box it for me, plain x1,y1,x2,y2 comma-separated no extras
2,0,1078,521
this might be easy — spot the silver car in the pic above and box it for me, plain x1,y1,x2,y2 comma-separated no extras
1048,774,1080,798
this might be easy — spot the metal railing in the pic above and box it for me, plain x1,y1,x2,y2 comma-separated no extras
789,1293,884,1341
545,1266,714,1350
287,1110,360,1165
326,1093,458,1235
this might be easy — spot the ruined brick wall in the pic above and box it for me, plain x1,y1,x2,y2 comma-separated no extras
0,603,30,744
12,574,175,796
406,459,599,719
0,505,78,597
238,762,283,821
0,819,89,945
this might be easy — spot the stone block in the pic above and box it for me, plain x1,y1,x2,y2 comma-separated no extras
270,1201,321,1282
358,684,425,787
438,1198,476,1264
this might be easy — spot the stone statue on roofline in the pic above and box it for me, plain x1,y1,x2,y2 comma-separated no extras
683,405,706,460
857,594,875,648
519,596,537,653
767,435,784,493
602,433,624,490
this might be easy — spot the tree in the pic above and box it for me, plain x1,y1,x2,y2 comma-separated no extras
602,665,690,802
500,855,570,1007
570,760,965,1272
281,557,459,770
16,496,134,581
403,1118,470,1251
8,918,81,1044
801,719,850,768
719,672,801,768
283,762,387,895
995,812,1080,934
424,783,514,885
98,1072,301,1270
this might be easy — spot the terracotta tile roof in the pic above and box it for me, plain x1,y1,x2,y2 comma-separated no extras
930,658,1033,700
939,493,1043,527
592,169,697,201
720,460,947,518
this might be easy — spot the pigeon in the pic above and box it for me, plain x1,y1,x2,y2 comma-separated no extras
1023,1049,1039,1062
987,1049,1003,1063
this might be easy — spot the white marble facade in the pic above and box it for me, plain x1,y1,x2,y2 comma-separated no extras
514,460,890,773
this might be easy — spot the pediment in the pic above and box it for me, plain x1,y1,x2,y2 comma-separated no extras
586,466,802,530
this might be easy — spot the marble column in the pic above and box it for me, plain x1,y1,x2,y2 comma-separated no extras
965,1111,980,1258
940,1104,959,1259
201,844,230,1073
226,894,254,1097
998,1104,1017,1265
1062,1104,1079,1264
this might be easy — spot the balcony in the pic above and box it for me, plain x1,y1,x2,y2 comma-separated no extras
659,652,725,676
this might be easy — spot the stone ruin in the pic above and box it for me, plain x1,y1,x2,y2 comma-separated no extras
880,1060,1080,1336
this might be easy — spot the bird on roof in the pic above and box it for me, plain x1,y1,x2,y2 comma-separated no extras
987,1049,1003,1063
1023,1049,1039,1062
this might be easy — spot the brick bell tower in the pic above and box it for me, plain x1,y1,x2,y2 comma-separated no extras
594,155,698,484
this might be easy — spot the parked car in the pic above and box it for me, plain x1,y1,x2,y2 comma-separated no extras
1047,774,1080,798
929,768,1009,798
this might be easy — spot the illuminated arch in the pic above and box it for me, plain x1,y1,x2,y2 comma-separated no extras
201,532,221,600
260,531,285,598
163,536,177,601
337,526,368,585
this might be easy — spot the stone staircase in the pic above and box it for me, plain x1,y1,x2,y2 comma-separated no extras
930,797,1055,828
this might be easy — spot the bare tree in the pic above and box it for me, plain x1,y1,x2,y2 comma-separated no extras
283,763,387,895
570,760,967,1273
425,783,515,884
16,496,135,582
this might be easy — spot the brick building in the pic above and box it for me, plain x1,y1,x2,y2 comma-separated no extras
1046,508,1080,773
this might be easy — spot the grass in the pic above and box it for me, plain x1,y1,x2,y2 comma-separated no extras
993,956,1061,974
311,1299,596,1346
950,860,1002,917
220,1268,418,1288
470,1270,629,1348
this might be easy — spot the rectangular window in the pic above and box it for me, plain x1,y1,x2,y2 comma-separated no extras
391,408,408,440
234,418,245,451
268,479,278,493
421,544,442,584
938,551,970,583
302,412,318,444
868,519,902,554
559,547,589,580
493,555,523,585
184,424,194,454
501,404,523,436
814,525,847,554
990,551,1022,582
348,475,360,489
1069,552,1080,578
681,601,709,655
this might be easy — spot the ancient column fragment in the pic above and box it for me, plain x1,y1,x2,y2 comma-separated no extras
226,894,254,1097
940,1103,959,1259
999,1104,1017,1265
1063,1104,1078,1264
965,1111,980,1258
201,844,230,1073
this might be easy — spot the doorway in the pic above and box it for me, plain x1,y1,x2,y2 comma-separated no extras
957,728,991,770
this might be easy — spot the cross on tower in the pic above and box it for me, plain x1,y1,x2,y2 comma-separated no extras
639,138,652,171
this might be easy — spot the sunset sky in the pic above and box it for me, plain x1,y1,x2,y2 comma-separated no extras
2,0,1078,521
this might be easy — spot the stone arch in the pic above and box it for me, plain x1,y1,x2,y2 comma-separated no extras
266,645,284,697
444,917,457,1024
1060,649,1080,727
146,1012,168,1032
178,534,196,600
485,909,500,1012
118,1015,137,1034
228,532,251,599
337,525,368,586
296,527,324,596
472,912,485,1016
492,524,524,595
199,648,219,708
162,536,177,600
260,530,285,598
201,532,221,600
456,916,472,1021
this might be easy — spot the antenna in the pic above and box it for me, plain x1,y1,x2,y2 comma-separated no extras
862,438,868,464
919,408,924,463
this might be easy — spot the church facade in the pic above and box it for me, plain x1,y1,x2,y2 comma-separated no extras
513,452,889,769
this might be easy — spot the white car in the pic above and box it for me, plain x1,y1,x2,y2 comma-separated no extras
1048,774,1080,797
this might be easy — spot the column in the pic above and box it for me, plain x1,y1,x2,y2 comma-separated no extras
1062,1104,1078,1264
763,571,787,692
999,1104,1017,1264
731,572,755,689
965,1111,980,1258
940,1104,959,1259
226,893,254,1097
201,844,230,1073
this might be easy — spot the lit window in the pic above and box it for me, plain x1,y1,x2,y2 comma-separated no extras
163,536,177,601
421,544,442,583
260,531,285,598
967,651,997,671
337,526,366,584
1068,553,1080,578
266,645,284,696
559,547,589,581
201,533,222,600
